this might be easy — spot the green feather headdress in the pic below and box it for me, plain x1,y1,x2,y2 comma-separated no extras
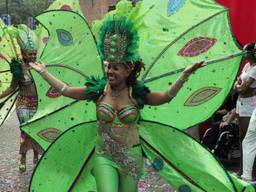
94,0,147,65
98,16,139,65
16,24,38,52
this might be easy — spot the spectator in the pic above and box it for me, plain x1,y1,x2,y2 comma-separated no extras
235,42,256,176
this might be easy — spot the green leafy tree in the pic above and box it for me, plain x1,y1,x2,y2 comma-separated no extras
0,0,54,25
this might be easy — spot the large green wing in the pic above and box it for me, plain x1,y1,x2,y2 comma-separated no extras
137,0,242,129
135,1,247,182
0,20,19,127
29,122,97,192
29,121,255,192
21,10,102,149
0,91,18,127
139,121,254,192
23,100,96,150
36,0,83,58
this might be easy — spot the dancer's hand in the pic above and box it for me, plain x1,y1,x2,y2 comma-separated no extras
29,61,46,74
183,61,206,76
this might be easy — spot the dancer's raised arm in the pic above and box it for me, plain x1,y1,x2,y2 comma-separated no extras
146,61,206,105
30,62,88,100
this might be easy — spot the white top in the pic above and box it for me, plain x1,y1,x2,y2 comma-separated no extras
236,62,256,116
240,62,256,88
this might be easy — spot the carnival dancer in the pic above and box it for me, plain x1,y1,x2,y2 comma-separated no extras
0,25,42,172
29,16,204,191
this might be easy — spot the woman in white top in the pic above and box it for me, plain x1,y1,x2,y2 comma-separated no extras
235,42,256,179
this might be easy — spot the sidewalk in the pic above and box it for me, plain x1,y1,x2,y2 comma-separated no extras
0,113,33,192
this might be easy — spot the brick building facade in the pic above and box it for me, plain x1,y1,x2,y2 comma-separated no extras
79,0,118,25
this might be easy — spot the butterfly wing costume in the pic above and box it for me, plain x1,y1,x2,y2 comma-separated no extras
0,20,20,126
21,0,254,191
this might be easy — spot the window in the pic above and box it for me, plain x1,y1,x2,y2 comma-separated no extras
108,5,116,12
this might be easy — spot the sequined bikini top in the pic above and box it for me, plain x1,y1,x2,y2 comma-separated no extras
97,102,139,124
18,74,34,86
96,83,140,124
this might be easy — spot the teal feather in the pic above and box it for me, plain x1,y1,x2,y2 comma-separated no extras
84,76,107,103
10,59,25,80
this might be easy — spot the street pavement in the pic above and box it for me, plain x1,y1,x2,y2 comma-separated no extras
0,112,33,192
